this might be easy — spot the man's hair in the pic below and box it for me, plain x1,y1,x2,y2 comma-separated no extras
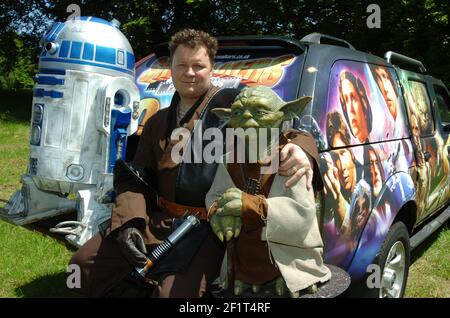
369,65,398,99
169,29,218,64
327,111,351,148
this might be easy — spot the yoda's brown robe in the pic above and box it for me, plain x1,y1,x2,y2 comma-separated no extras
206,137,331,293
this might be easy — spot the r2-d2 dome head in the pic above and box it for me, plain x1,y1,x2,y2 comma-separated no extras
30,17,140,194
39,17,135,79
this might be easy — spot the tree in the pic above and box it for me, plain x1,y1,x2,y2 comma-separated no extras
0,0,448,88
0,34,37,91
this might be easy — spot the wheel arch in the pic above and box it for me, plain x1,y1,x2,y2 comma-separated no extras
392,200,417,235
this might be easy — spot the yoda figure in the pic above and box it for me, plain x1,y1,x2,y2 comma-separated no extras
205,86,331,297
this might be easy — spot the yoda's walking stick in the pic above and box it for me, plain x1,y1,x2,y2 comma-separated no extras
227,239,235,293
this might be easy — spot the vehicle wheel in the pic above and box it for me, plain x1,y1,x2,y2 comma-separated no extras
374,221,410,298
343,221,411,298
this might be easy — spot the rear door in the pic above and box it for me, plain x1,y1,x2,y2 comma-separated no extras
397,69,442,221
428,80,450,209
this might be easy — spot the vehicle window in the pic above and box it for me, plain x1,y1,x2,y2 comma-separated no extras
404,80,435,136
433,85,450,125
324,61,409,149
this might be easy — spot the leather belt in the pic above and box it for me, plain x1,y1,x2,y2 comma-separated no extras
157,196,208,220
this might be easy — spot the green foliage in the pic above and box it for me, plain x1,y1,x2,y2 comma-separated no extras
0,1,449,87
0,35,37,91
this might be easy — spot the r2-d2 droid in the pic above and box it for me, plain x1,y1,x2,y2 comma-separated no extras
2,17,140,247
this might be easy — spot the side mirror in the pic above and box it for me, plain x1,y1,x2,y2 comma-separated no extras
443,123,450,133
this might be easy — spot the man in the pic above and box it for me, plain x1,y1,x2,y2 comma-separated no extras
370,65,406,139
69,29,322,298
322,111,365,267
373,66,398,121
323,111,358,231
367,146,384,199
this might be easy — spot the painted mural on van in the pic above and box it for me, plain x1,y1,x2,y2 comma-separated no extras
319,60,415,276
134,52,304,133
399,73,450,221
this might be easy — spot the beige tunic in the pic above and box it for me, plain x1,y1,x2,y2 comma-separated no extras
206,162,331,293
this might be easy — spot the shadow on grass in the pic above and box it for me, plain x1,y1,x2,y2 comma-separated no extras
15,272,73,298
18,211,154,298
22,211,80,251
16,271,154,298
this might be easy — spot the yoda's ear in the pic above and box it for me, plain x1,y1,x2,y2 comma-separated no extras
211,108,232,121
280,96,312,121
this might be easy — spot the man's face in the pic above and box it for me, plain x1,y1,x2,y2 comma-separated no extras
369,149,382,197
410,112,423,153
170,44,212,103
354,195,369,229
375,67,398,120
341,78,369,142
333,134,356,193
414,85,430,129
410,113,420,138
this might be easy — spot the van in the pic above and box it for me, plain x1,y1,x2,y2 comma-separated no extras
2,24,449,297
133,33,450,297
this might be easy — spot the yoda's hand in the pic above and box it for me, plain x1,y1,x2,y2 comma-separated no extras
217,188,242,209
210,188,243,242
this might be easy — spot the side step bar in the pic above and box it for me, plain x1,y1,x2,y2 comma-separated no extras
410,205,450,250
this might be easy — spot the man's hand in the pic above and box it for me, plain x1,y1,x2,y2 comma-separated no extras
209,188,243,242
278,143,314,190
116,226,148,267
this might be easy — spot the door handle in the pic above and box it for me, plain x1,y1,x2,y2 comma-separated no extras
423,151,431,162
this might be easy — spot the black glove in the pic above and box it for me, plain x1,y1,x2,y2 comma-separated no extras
116,225,148,267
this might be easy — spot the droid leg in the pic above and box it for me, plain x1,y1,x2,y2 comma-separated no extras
50,187,112,248
1,175,76,225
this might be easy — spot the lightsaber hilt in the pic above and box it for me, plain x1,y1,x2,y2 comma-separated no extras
135,214,200,278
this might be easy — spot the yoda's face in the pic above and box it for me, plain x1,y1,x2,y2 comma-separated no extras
228,95,285,129
212,86,311,155
213,86,312,132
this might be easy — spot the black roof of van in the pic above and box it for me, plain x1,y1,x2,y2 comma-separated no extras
153,35,306,57
152,33,396,69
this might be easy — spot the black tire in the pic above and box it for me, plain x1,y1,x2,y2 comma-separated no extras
362,221,411,298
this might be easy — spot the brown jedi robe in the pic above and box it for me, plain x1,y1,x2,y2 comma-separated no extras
107,86,221,245
211,135,290,285
205,136,331,292
108,85,324,248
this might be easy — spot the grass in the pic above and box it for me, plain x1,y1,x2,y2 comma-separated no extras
0,121,29,206
0,94,448,298
405,223,450,298
0,220,74,297
0,104,74,297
